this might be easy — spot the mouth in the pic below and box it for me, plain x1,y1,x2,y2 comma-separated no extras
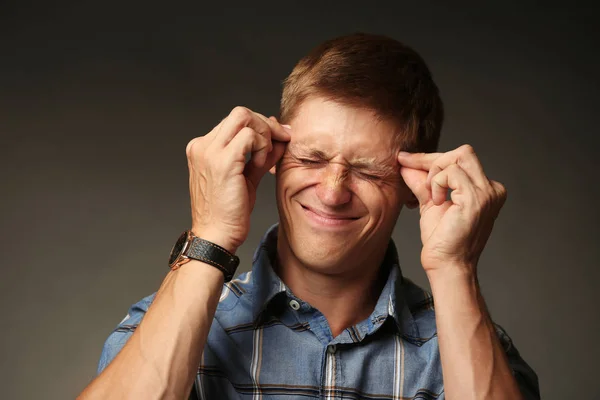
299,203,360,228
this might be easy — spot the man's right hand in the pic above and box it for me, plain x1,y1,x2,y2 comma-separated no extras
78,108,291,400
185,107,292,254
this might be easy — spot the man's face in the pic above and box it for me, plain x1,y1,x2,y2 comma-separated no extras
275,97,414,273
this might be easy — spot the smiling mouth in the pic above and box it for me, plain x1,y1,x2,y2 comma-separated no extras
300,204,361,227
301,204,358,219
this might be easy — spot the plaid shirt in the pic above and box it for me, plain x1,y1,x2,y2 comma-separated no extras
98,224,540,399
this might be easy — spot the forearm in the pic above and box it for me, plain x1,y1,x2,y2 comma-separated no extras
428,268,523,400
79,261,224,400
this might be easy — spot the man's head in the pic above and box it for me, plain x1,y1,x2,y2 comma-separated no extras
274,33,443,274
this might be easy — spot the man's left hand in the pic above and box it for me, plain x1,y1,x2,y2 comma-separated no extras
397,144,507,277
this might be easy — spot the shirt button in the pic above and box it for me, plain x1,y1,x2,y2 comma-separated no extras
289,299,300,310
327,344,337,354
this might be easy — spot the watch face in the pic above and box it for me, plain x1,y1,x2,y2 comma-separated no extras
168,231,189,266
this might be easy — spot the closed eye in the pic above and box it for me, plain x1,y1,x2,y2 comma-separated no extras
355,171,381,180
299,158,323,165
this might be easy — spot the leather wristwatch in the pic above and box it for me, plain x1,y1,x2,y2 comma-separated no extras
168,230,240,281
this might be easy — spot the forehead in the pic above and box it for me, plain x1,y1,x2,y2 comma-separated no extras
287,97,400,161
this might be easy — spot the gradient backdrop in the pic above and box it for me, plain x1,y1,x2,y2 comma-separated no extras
1,2,598,399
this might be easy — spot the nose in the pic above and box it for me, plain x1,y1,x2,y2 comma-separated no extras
315,163,352,206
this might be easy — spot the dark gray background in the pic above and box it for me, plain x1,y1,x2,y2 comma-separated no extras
1,2,597,399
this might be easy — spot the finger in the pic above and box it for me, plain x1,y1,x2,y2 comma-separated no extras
216,107,292,147
426,145,488,190
245,140,287,189
268,115,293,136
226,127,270,168
255,112,293,142
399,166,431,206
397,151,443,171
398,145,489,190
267,117,282,176
214,107,273,147
430,163,475,206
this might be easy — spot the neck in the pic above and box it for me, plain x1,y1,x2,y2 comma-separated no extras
275,232,389,338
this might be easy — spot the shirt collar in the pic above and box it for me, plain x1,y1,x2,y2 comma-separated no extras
250,223,419,339
251,224,287,324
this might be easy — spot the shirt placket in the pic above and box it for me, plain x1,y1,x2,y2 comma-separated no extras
322,344,338,400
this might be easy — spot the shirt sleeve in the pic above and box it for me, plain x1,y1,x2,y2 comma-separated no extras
96,293,157,375
494,323,541,400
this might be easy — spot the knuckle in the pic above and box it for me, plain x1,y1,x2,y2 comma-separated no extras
460,144,475,155
261,128,272,143
255,132,269,148
441,164,458,178
496,181,507,193
495,182,508,200
238,126,256,139
447,163,460,173
186,138,201,158
230,106,252,121
254,111,269,121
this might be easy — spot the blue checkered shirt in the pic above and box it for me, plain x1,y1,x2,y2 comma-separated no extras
98,224,540,399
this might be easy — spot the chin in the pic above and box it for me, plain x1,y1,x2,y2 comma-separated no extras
289,230,360,273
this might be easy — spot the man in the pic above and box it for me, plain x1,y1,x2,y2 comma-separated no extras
79,33,539,399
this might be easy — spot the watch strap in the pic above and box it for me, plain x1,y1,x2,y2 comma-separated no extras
185,236,240,281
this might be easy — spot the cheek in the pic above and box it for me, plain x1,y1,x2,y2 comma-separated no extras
353,181,402,214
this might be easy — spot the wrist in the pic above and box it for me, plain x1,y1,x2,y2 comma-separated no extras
426,266,491,327
176,259,225,281
426,264,479,294
426,261,476,280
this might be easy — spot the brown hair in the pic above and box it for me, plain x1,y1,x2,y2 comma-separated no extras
279,32,443,153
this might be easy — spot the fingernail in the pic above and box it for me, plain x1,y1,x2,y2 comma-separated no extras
398,151,410,157
282,124,292,130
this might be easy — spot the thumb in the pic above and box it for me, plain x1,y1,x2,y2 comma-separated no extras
245,140,287,189
400,166,431,206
